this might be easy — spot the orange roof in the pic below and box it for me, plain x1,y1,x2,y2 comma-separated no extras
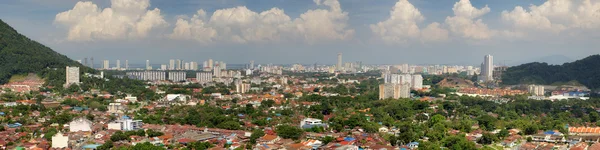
262,135,278,141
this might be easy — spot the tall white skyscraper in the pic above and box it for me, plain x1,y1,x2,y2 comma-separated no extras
176,59,182,70
169,59,175,70
337,53,342,71
116,60,121,69
65,66,80,87
125,60,129,70
411,74,423,89
480,55,494,82
146,60,152,70
250,60,255,69
208,59,214,69
160,64,167,70
103,60,110,70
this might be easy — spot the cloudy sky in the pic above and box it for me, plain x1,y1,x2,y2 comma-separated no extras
1,0,599,65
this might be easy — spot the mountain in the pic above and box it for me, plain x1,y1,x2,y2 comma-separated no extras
0,19,91,85
502,55,600,89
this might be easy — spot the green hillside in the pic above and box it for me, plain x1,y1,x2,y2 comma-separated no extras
502,55,600,89
0,19,92,85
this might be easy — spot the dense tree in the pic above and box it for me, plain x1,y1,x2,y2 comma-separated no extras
250,129,265,144
276,125,304,140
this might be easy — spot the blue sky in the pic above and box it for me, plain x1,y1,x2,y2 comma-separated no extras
1,0,598,65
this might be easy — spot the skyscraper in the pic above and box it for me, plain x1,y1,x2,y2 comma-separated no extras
176,59,182,70
90,57,94,69
250,60,255,69
480,55,494,82
146,60,152,70
103,60,109,70
125,60,129,70
116,60,121,69
169,59,175,70
208,59,214,69
337,53,342,71
65,66,80,87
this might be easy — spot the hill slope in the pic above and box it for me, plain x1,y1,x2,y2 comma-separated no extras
0,19,91,85
502,55,600,89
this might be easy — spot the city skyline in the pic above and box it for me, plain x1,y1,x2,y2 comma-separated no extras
1,0,598,65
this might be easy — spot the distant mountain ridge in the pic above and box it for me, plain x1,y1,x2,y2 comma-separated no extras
502,55,600,90
0,19,91,84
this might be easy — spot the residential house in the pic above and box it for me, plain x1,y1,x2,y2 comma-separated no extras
69,117,93,132
51,132,68,148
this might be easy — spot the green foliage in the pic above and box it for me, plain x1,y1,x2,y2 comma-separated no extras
276,125,304,140
502,55,600,89
110,131,129,142
146,129,164,137
250,129,265,144
216,121,242,130
442,135,476,150
477,133,498,145
130,142,165,150
188,141,213,150
43,128,58,141
0,19,94,85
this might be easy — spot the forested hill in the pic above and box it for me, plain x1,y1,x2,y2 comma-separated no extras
0,19,91,84
502,55,600,89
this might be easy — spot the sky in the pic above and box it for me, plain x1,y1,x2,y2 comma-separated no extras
1,0,599,66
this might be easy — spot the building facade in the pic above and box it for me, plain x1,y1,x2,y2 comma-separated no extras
168,72,186,82
65,66,80,87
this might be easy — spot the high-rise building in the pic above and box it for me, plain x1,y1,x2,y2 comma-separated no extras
528,85,545,96
84,58,88,67
336,53,342,71
184,62,190,70
169,59,175,70
126,71,166,81
146,60,152,70
411,74,423,89
103,60,110,70
116,60,121,69
176,59,182,70
168,72,186,82
160,65,167,70
379,83,410,99
65,66,80,87
250,60,255,69
480,55,494,82
196,72,213,84
213,64,221,77
90,57,94,69
208,59,214,69
125,60,129,70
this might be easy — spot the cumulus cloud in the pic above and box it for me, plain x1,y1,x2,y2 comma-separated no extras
169,0,354,44
501,0,600,36
445,0,495,40
370,0,448,44
55,0,167,41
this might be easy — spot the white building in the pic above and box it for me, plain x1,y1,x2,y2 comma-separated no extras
164,94,190,102
103,60,110,70
169,59,175,70
528,85,545,96
196,72,212,84
125,94,138,103
51,132,69,148
146,60,152,70
379,83,411,99
65,66,80,87
236,83,251,94
300,118,326,129
168,72,186,82
411,74,423,89
108,117,143,131
69,117,92,132
337,53,343,71
126,71,166,81
116,60,121,69
108,103,126,114
480,55,494,82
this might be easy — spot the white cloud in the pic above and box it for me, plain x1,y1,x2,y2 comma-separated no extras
445,0,494,40
501,0,600,36
370,0,448,44
169,0,354,44
54,0,167,41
